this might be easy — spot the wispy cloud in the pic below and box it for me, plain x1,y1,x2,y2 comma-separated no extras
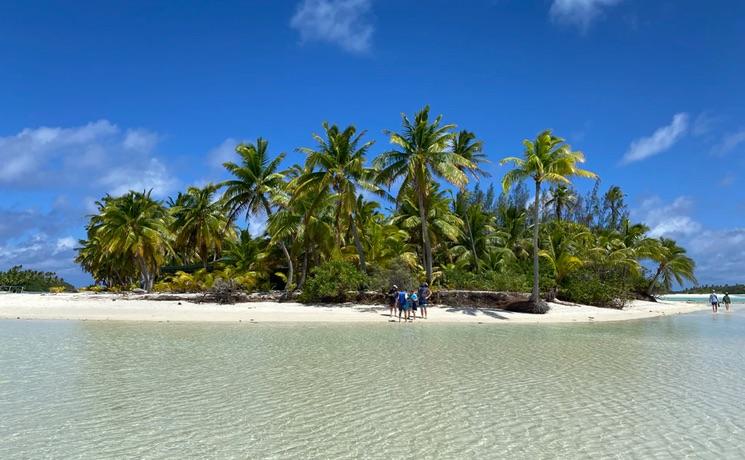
549,0,623,31
621,113,689,164
712,128,745,156
290,0,374,53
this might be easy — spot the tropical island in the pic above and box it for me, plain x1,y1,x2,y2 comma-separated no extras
2,107,701,322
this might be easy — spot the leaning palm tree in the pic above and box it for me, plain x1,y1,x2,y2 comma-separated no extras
294,122,379,273
374,106,475,283
647,238,697,295
500,130,597,310
221,138,295,290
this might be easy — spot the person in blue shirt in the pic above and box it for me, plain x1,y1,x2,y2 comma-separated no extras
409,290,418,321
709,291,719,313
418,283,431,319
396,289,409,322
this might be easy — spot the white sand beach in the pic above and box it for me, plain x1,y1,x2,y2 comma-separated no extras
0,292,709,324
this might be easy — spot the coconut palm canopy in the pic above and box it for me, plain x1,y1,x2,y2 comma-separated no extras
76,108,696,306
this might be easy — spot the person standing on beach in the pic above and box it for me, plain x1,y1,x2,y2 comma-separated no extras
723,292,731,312
709,290,719,313
409,290,418,321
396,288,408,322
388,285,399,318
418,283,431,319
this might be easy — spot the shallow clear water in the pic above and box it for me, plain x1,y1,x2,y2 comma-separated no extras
2,309,745,459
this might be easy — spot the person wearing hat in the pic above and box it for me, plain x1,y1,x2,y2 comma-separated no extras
418,282,431,319
723,292,732,312
709,290,719,313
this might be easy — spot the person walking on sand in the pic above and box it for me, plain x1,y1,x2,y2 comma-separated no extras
396,288,408,322
723,292,732,312
388,285,399,318
709,290,719,313
418,283,431,319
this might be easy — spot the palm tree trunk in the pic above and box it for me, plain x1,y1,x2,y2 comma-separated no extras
531,180,541,302
262,200,294,291
465,215,480,271
298,248,309,288
350,216,367,274
417,185,433,284
647,264,663,295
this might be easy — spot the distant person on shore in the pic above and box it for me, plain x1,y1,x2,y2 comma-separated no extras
723,292,731,312
388,285,399,318
418,283,431,319
709,290,719,313
409,290,418,321
396,288,409,322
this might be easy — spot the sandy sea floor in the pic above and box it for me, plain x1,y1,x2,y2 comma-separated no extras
0,292,708,323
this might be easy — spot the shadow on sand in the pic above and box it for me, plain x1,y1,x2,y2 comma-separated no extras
445,307,510,320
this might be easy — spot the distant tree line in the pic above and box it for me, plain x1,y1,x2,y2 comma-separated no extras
677,284,745,294
0,266,74,292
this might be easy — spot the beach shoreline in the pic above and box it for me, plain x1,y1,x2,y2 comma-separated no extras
0,292,709,324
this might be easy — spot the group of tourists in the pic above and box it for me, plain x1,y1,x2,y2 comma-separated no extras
388,283,432,322
709,291,732,313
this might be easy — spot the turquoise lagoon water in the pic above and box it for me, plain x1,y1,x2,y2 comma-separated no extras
2,309,745,459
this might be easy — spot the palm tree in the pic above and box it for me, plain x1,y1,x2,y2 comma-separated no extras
294,123,379,273
93,191,173,291
452,130,488,179
170,184,235,268
647,238,697,295
546,184,576,221
451,190,496,271
500,130,597,307
374,106,475,283
222,138,295,290
603,185,626,230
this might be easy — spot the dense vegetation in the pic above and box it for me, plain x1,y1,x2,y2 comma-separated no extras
0,266,74,292
75,106,697,308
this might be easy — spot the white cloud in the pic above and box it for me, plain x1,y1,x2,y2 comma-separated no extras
290,0,374,53
632,195,745,285
98,158,178,197
549,0,623,31
712,128,745,156
621,113,689,164
207,137,239,169
633,195,701,238
0,120,177,196
123,128,160,152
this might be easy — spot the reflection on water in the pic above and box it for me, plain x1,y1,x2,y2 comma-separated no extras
2,310,745,458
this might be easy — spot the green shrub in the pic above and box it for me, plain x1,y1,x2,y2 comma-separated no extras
367,259,420,292
300,260,368,303
560,269,630,308
440,267,533,293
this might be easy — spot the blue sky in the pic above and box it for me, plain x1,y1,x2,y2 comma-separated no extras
1,0,744,286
